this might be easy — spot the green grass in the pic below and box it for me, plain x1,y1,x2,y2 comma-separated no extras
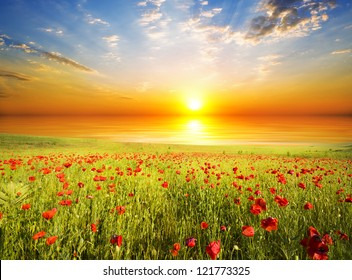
0,134,351,260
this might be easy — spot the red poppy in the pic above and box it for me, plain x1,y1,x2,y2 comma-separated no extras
201,221,209,230
91,223,97,233
0,212,3,219
255,198,267,211
304,202,314,210
170,249,179,257
206,240,221,260
21,203,31,210
161,181,169,188
116,206,126,215
308,226,320,237
322,234,333,246
46,236,58,246
274,195,289,207
300,226,330,260
78,182,84,188
234,198,241,205
220,225,227,231
173,243,181,251
185,237,196,248
269,187,276,194
242,226,255,237
32,231,46,240
110,234,123,247
336,230,349,240
250,204,262,215
298,182,306,190
28,176,36,182
58,200,72,206
42,208,57,220
260,217,278,232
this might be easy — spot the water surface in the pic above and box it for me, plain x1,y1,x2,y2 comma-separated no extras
0,115,351,145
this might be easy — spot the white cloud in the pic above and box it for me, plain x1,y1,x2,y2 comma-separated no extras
102,35,120,47
331,49,352,55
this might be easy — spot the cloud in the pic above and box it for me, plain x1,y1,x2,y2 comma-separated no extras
331,49,352,55
40,27,64,36
41,52,93,72
86,14,109,26
0,91,10,98
137,0,171,40
245,0,336,42
1,36,93,72
0,70,32,81
102,35,120,47
201,8,222,18
10,43,38,54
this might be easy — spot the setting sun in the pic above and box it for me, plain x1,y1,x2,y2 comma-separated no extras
187,98,202,111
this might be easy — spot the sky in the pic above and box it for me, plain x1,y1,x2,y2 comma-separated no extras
0,0,351,116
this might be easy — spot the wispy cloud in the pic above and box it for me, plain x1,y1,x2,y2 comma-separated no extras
245,0,336,42
331,49,352,55
0,70,32,81
41,52,93,72
0,91,10,98
40,27,64,36
87,14,109,26
1,35,93,72
102,35,119,47
137,0,170,40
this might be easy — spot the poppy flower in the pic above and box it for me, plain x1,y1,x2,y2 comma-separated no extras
116,206,126,215
42,208,57,220
46,236,58,246
298,182,306,190
173,243,181,251
322,234,333,246
260,217,278,232
206,240,221,260
304,202,314,210
250,204,262,215
170,249,179,257
91,223,97,233
255,198,267,211
200,221,209,229
274,195,289,207
242,226,255,237
0,212,3,220
32,231,46,240
301,226,330,260
185,237,197,248
58,200,72,206
269,187,276,194
28,176,36,182
161,181,169,188
21,203,31,210
220,225,227,231
110,234,123,247
336,230,349,240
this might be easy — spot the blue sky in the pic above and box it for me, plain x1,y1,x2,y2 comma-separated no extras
0,0,351,115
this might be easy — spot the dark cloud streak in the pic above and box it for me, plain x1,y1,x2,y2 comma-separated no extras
0,34,93,72
245,0,336,41
0,70,32,81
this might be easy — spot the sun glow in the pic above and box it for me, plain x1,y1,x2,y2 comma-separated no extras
187,98,202,111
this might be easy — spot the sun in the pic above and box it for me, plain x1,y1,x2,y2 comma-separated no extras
187,98,202,111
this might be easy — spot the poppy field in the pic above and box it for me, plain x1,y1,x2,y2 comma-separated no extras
0,135,351,260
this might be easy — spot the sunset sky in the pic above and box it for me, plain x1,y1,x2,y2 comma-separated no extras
0,0,351,116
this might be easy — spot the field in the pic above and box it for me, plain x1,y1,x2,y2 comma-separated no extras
0,134,351,260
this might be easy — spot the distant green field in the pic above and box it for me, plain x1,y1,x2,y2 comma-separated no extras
0,134,351,260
